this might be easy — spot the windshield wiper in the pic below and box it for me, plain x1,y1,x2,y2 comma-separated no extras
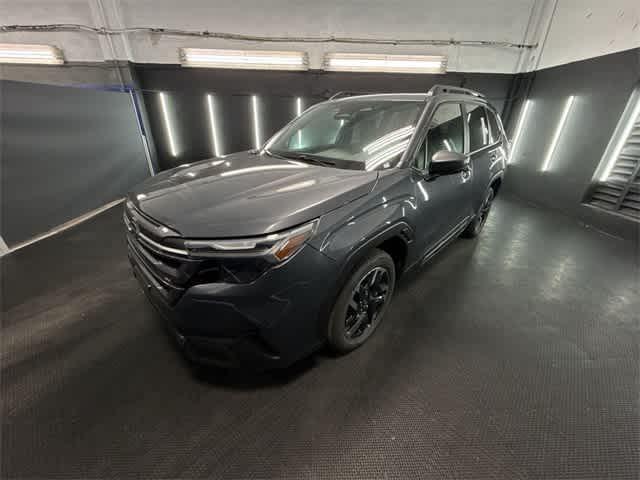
268,150,336,167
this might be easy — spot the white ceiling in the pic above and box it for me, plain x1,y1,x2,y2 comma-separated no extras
0,0,638,73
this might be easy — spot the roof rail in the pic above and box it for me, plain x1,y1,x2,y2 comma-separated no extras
328,91,376,100
428,85,485,98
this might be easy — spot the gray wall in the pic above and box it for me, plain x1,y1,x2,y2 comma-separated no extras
504,48,640,241
1,79,151,246
135,66,514,170
0,63,126,87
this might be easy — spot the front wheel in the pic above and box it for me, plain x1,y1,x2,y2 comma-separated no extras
327,249,396,353
462,187,495,238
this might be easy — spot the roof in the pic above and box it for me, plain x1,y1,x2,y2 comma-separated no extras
329,93,431,102
329,85,486,103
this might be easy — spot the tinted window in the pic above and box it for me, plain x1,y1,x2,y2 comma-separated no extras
467,104,490,151
269,99,423,170
486,108,501,143
414,103,464,170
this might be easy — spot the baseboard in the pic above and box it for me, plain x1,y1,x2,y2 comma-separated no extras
1,198,125,257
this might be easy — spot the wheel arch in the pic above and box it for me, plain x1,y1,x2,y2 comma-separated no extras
489,173,504,196
316,221,412,341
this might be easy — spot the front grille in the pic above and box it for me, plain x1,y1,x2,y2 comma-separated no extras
124,200,273,298
124,202,199,304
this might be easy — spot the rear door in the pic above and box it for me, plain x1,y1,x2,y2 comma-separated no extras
486,106,508,176
464,103,496,213
410,101,473,255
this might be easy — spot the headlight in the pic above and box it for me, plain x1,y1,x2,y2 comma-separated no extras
184,219,318,263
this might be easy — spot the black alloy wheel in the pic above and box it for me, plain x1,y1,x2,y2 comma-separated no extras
344,266,391,340
328,249,396,353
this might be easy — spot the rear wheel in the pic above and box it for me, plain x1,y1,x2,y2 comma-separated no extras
462,187,495,238
327,249,396,353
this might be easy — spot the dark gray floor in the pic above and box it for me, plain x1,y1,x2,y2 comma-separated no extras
1,196,639,479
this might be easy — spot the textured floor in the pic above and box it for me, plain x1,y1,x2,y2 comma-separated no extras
1,195,639,479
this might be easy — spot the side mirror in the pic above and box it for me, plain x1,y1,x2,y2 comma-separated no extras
429,150,469,175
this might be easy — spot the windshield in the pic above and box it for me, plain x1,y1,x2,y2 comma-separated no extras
266,98,424,171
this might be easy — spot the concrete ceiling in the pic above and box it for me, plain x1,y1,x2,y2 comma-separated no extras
1,0,638,73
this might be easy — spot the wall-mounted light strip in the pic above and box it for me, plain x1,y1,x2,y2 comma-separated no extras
295,97,304,146
180,48,308,71
480,116,489,145
159,92,177,157
596,87,640,181
251,95,262,149
296,97,303,117
324,53,447,74
0,43,64,64
508,99,531,164
541,95,575,172
206,94,222,157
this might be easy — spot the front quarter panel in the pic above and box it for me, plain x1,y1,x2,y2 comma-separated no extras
309,169,418,267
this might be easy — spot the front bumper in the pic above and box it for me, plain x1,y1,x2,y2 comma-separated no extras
128,242,338,369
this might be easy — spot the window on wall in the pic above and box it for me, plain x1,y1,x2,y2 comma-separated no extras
413,102,464,170
588,86,640,221
467,104,490,151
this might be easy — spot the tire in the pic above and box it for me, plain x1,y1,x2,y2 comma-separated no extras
327,249,396,353
462,187,495,238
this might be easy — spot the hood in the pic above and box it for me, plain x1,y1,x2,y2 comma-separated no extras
130,151,378,238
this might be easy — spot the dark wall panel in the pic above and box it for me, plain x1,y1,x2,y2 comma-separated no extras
1,80,150,246
504,48,640,241
135,66,512,170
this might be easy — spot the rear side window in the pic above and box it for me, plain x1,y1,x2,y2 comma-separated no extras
466,104,490,151
486,108,502,143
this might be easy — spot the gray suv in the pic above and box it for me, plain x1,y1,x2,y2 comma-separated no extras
125,85,508,369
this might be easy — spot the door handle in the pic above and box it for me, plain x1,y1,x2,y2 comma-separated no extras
461,168,471,181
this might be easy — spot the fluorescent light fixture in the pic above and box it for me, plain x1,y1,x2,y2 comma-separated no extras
220,164,306,177
324,53,446,74
180,48,308,71
251,95,262,149
508,99,531,164
597,88,640,181
159,92,178,157
0,43,64,65
541,95,575,172
276,180,316,193
206,94,222,157
363,125,415,154
366,139,411,171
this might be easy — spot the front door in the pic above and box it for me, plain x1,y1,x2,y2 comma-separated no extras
410,102,473,256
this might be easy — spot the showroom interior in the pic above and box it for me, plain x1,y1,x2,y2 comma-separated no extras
1,0,639,478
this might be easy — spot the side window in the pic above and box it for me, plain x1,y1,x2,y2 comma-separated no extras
467,104,490,151
413,139,427,170
486,108,501,143
413,103,464,169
